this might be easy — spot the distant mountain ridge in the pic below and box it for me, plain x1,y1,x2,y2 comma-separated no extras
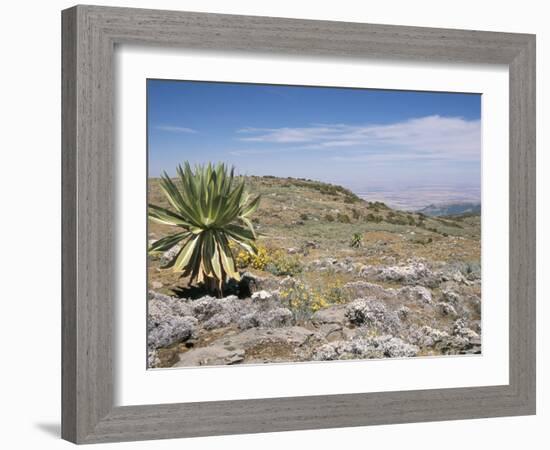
417,202,481,217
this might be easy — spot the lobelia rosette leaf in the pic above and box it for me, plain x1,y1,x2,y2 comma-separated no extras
148,162,261,294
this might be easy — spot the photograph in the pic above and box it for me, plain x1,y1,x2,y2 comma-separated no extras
146,79,482,368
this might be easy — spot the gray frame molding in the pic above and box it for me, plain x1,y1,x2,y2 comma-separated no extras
62,5,536,444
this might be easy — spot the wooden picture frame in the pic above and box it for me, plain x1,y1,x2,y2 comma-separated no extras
62,5,536,444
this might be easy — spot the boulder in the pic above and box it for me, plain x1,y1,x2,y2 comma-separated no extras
238,307,293,330
345,298,401,334
408,325,472,354
361,260,441,287
314,335,419,361
311,305,348,326
435,302,458,318
174,346,246,367
441,290,461,307
175,326,323,367
147,315,198,350
251,290,273,301
398,285,433,305
343,281,397,300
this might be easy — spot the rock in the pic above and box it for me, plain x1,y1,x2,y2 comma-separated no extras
435,302,458,318
345,299,401,334
203,313,234,330
148,315,198,350
148,290,174,303
314,335,418,361
398,285,433,305
361,260,440,287
317,324,346,342
343,281,396,300
307,258,354,273
175,326,323,367
191,294,293,330
148,349,159,367
453,319,480,341
397,306,411,320
251,290,273,301
151,281,163,289
240,272,280,292
261,307,293,327
238,307,293,329
160,244,181,267
237,313,260,330
304,241,319,249
441,290,460,307
311,305,348,326
148,292,194,336
287,247,299,254
441,267,472,285
409,325,470,354
175,346,245,366
191,295,243,323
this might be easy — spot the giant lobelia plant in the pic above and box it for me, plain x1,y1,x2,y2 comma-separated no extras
148,162,260,295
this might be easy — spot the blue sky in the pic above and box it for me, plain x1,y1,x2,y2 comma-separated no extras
147,79,481,198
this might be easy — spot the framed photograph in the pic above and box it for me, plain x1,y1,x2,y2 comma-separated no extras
62,5,536,444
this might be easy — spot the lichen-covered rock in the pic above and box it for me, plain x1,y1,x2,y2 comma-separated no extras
160,244,181,267
314,335,418,361
441,289,460,307
174,346,246,366
345,298,401,334
240,272,281,292
409,326,450,348
175,326,323,367
397,306,411,320
343,281,397,300
148,349,159,368
203,313,234,330
307,258,356,273
408,325,471,354
453,319,480,341
311,305,348,326
148,291,198,355
238,307,293,329
398,285,433,305
251,290,273,301
316,323,346,342
190,295,254,330
147,315,198,349
435,302,458,318
361,260,440,287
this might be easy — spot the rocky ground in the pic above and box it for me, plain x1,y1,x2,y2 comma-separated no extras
147,175,481,368
148,258,481,368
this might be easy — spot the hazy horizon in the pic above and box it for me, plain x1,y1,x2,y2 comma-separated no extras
147,80,481,210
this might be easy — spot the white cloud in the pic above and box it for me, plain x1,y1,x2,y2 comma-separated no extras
235,116,481,162
155,125,197,133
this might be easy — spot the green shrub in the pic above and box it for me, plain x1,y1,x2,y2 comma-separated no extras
366,213,383,223
337,213,351,223
279,279,349,321
350,232,363,248
265,251,303,276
